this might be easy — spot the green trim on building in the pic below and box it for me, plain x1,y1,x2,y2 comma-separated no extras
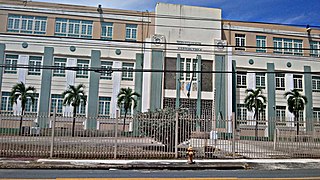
38,47,54,128
232,60,237,128
215,55,226,128
267,63,275,139
304,66,313,132
86,50,101,129
150,50,164,111
196,55,202,118
175,54,181,109
134,53,143,114
0,44,5,95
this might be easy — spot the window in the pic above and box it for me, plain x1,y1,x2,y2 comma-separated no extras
235,34,245,50
120,103,132,116
275,73,285,90
293,75,303,90
276,106,286,122
53,58,66,77
125,24,137,41
180,58,197,82
100,61,113,80
25,94,39,113
298,111,304,122
122,63,134,81
28,56,42,75
310,41,320,57
256,73,266,89
76,100,86,115
98,97,111,116
55,18,93,38
1,92,13,112
76,59,89,78
4,54,18,74
237,104,247,124
312,76,320,92
313,108,320,124
7,14,47,34
237,73,247,88
273,38,303,55
50,94,63,113
256,36,266,53
101,22,113,40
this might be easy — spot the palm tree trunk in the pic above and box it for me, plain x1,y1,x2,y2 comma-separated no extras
296,111,299,136
123,110,127,131
255,110,259,140
19,111,24,136
72,106,76,137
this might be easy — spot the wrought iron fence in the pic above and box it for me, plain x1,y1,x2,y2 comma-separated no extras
0,111,320,159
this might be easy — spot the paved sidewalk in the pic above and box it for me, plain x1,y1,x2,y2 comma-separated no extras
1,158,320,170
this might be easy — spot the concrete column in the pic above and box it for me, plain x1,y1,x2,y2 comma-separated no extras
86,50,101,129
215,55,226,128
64,58,76,115
150,50,164,111
111,61,122,118
38,47,54,128
134,53,143,114
267,63,275,139
232,60,237,128
247,73,256,122
304,66,313,132
175,54,181,109
285,74,294,126
196,55,202,118
0,44,5,108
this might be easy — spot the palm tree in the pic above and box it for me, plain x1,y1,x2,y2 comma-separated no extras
284,89,307,136
117,87,140,131
62,84,87,137
244,88,267,138
10,82,36,136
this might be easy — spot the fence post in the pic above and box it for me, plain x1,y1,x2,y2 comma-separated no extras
232,112,235,159
50,108,56,158
175,111,179,158
114,110,119,159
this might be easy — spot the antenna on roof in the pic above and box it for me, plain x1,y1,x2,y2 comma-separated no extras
97,4,103,14
23,0,32,6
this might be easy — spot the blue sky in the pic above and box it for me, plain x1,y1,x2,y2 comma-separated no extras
35,0,319,27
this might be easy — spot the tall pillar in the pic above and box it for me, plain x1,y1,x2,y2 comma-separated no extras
196,55,202,118
0,44,5,103
86,50,101,129
111,61,122,118
267,63,275,139
134,53,143,114
175,54,181,109
38,47,54,128
232,60,237,128
304,66,313,132
150,50,164,111
215,55,226,128
285,74,294,127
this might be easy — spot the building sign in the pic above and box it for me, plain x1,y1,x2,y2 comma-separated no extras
177,40,202,51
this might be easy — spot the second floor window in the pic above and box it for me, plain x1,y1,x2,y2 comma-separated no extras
293,75,303,90
101,22,113,40
312,76,320,92
101,61,113,80
275,73,285,90
28,56,42,75
256,36,266,53
256,73,266,89
310,41,320,57
273,38,303,56
235,34,245,50
122,63,134,81
76,59,89,78
4,54,18,74
53,58,66,77
55,18,93,38
180,58,197,82
125,24,137,41
237,73,247,88
7,14,47,34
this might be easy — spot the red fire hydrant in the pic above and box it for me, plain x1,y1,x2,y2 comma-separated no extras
186,146,195,164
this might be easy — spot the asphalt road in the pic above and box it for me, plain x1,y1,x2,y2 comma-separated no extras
1,169,320,179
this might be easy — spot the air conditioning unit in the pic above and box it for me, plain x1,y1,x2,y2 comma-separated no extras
152,34,165,48
214,39,227,52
